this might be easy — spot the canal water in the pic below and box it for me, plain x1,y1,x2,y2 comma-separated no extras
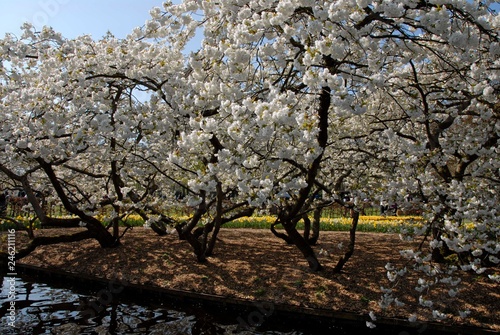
0,273,449,335
0,273,350,335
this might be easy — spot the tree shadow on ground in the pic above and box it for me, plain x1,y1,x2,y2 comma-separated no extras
12,227,499,332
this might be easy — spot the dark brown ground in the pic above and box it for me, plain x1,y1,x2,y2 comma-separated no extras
5,227,499,332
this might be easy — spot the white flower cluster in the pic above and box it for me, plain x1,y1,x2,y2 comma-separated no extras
1,0,498,326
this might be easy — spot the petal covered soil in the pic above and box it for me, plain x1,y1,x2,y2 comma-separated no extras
11,228,500,332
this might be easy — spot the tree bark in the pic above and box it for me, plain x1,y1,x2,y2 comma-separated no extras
303,213,311,241
150,221,169,236
37,160,118,248
0,230,93,265
271,221,294,244
334,209,359,273
283,220,323,271
270,86,331,270
309,207,321,245
301,209,320,245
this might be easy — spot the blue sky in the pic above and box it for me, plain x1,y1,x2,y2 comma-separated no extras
0,1,498,42
0,0,165,39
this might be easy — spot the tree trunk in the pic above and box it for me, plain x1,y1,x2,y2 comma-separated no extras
207,206,255,257
85,218,119,248
175,201,207,262
431,227,446,263
27,217,36,239
203,181,223,257
205,223,220,257
271,221,294,244
174,224,206,262
113,219,120,240
132,206,170,236
150,221,169,236
334,209,359,273
272,86,329,271
38,160,118,248
283,221,322,271
308,207,321,245
303,214,311,241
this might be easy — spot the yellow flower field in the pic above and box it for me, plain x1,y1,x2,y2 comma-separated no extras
1,212,425,234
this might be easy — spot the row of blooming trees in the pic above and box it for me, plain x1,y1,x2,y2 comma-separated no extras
1,0,498,324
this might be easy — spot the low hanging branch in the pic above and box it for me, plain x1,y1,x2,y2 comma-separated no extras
0,230,93,265
36,159,117,248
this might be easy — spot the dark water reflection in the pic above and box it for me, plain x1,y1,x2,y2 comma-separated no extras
1,274,341,335
0,272,449,335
